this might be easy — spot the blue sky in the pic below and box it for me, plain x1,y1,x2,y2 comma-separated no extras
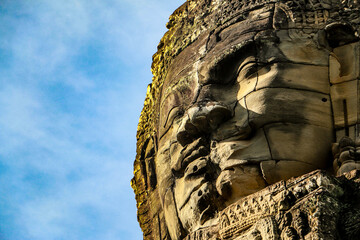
0,0,184,239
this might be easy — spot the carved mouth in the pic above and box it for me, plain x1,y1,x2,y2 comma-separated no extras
222,160,249,171
179,180,209,211
177,157,215,210
184,157,207,178
213,131,271,171
179,137,209,170
182,147,209,172
174,136,214,212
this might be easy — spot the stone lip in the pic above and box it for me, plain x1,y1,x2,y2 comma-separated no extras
186,170,360,240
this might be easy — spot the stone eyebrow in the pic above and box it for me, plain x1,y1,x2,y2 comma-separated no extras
204,40,257,85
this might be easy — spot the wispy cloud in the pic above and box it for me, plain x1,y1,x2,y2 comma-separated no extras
0,0,184,239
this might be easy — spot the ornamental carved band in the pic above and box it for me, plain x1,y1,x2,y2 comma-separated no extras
131,0,360,239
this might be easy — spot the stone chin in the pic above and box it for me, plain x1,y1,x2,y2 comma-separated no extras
176,181,222,233
216,164,267,205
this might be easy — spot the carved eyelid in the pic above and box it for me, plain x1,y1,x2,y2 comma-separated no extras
237,61,259,81
237,60,258,75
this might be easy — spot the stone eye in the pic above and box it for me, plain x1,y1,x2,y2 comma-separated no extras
237,61,258,81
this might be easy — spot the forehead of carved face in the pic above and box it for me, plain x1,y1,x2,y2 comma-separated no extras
154,4,358,238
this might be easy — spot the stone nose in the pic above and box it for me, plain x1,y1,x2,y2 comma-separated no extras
176,102,232,146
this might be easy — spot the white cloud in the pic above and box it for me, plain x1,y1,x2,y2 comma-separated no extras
16,159,136,240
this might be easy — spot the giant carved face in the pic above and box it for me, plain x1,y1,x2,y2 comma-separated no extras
153,3,358,239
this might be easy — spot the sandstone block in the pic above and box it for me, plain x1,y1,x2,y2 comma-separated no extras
245,88,332,129
256,63,330,94
330,79,358,129
264,123,333,167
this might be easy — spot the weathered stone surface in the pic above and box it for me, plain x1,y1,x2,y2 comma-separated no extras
131,0,360,239
275,30,330,66
255,63,330,94
260,160,319,184
211,129,272,165
330,80,358,129
245,88,332,128
186,170,360,240
330,42,360,84
332,136,360,176
264,123,333,167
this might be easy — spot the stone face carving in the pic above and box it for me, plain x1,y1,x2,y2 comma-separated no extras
131,0,360,239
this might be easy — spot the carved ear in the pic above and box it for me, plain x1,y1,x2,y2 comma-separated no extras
325,22,359,48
